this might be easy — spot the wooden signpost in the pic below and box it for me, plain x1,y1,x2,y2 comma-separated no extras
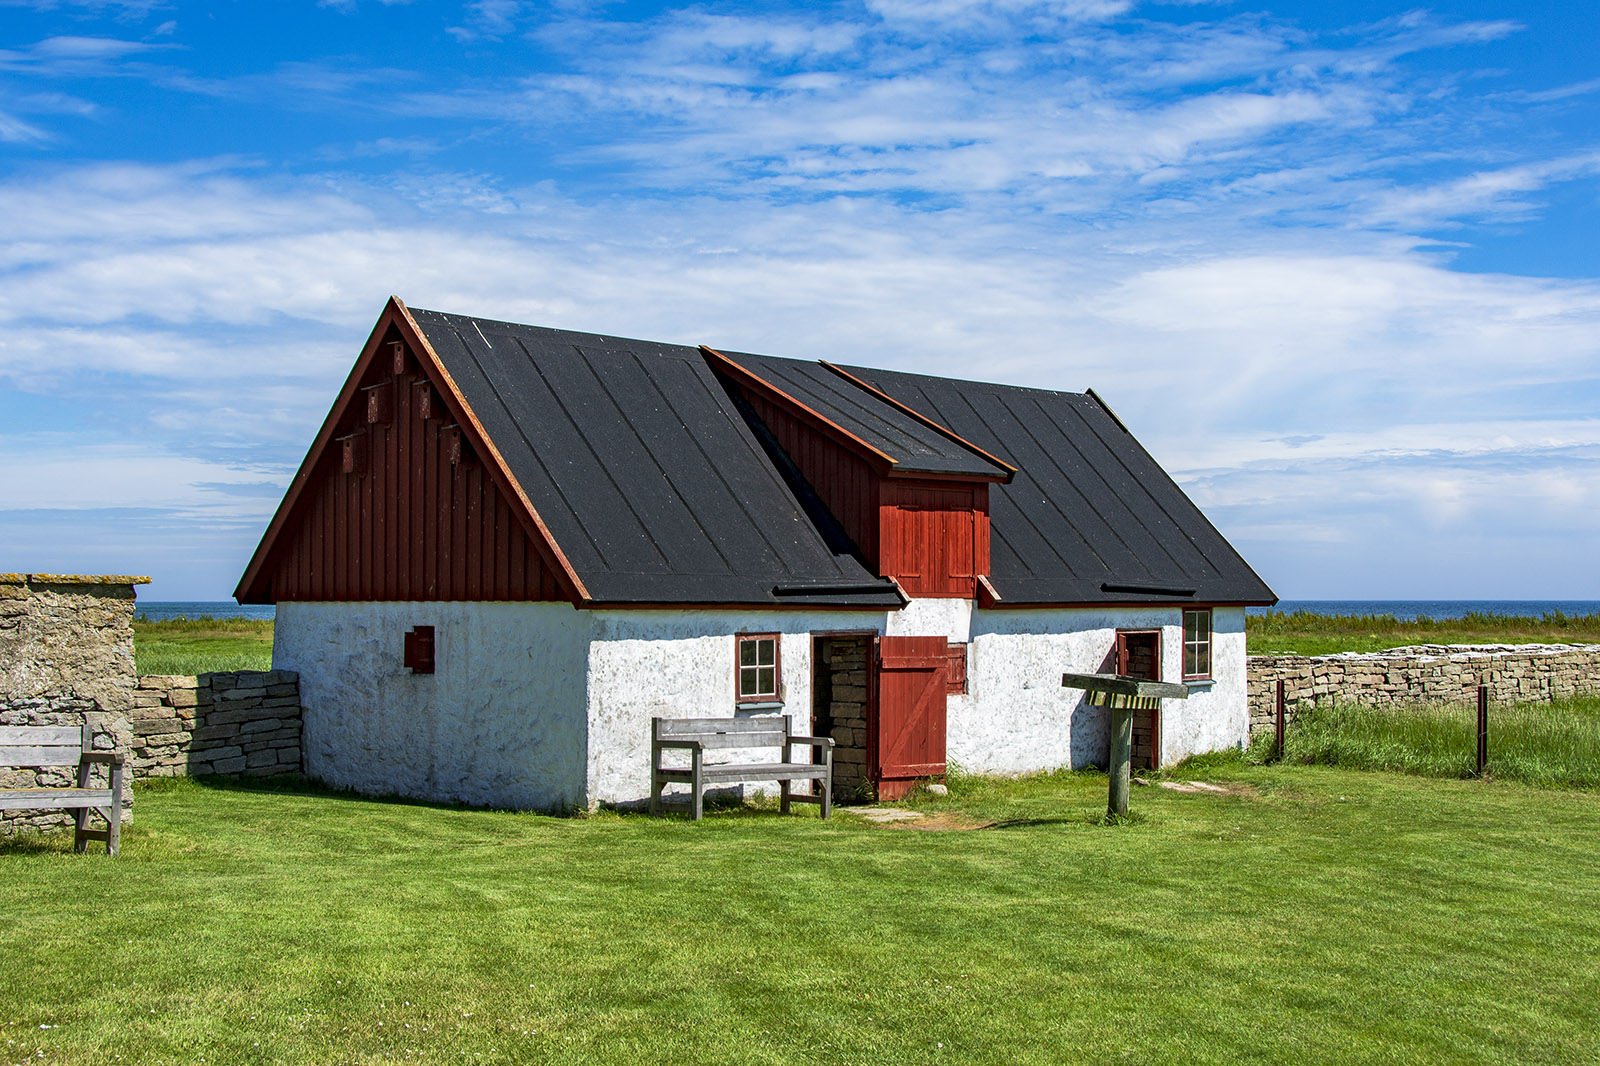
1061,672,1191,817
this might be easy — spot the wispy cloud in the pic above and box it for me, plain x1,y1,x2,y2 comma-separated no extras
0,1,1595,597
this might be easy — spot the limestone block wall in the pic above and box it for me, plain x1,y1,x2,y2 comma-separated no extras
0,574,147,834
132,671,303,777
1248,644,1600,735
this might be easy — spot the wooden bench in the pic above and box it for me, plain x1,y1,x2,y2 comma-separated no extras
0,725,124,855
650,716,834,821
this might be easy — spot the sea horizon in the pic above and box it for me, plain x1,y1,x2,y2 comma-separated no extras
134,599,1600,623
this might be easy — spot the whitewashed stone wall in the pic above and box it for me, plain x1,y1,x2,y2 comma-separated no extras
273,600,591,811
273,597,1255,811
1248,643,1600,735
962,605,1247,774
583,607,881,807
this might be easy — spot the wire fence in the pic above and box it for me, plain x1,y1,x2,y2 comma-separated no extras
1262,681,1600,788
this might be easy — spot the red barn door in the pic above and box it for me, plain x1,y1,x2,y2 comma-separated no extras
871,636,948,800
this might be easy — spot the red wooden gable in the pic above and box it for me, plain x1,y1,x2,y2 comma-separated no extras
235,299,585,605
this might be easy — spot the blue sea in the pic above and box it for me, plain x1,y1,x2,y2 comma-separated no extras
1251,600,1600,621
134,599,1600,622
135,601,276,621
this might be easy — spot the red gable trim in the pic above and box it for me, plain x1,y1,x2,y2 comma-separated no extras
393,302,590,604
820,361,1017,483
700,345,901,476
235,297,589,606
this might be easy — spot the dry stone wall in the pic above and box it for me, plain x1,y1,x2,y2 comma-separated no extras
1248,644,1600,735
132,671,302,778
2,574,303,841
1,574,145,833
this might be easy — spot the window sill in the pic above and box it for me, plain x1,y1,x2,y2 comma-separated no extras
1184,679,1215,691
735,701,785,713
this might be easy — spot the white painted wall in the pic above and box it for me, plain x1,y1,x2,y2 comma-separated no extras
275,596,1250,811
961,605,1250,774
273,601,591,811
1155,606,1249,766
583,608,886,807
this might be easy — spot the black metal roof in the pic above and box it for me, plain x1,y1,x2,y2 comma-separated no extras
410,309,905,607
715,350,1011,478
834,365,1278,606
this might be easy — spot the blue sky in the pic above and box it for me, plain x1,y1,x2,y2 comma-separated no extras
1,0,1596,601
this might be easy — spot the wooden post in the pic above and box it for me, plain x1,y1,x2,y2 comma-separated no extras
1108,705,1133,818
1275,678,1287,762
1477,684,1489,777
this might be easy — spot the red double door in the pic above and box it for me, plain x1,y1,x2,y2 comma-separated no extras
870,635,948,800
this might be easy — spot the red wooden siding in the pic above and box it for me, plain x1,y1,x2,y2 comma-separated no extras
879,481,989,597
259,327,567,603
741,389,881,564
871,635,948,800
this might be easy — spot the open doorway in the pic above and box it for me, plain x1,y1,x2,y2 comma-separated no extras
812,633,873,800
1116,629,1163,771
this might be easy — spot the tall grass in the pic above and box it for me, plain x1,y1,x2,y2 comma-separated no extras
1273,696,1600,788
1246,609,1600,655
132,615,274,675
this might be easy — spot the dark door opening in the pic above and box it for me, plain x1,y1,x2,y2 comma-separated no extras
1116,629,1163,771
812,634,873,801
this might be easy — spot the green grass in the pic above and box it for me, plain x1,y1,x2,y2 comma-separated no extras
1262,696,1600,789
132,616,273,675
1246,609,1600,656
4,767,1600,1065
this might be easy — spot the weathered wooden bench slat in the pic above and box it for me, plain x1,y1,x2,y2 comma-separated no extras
0,723,123,855
655,763,841,782
655,717,778,734
655,731,790,751
0,746,82,766
0,788,115,810
0,726,81,745
650,716,834,821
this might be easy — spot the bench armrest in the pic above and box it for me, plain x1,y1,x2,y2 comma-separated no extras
80,751,125,766
653,739,705,751
786,736,835,749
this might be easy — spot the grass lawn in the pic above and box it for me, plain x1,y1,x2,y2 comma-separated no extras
4,766,1598,1065
1275,696,1600,789
1246,610,1600,656
132,617,274,675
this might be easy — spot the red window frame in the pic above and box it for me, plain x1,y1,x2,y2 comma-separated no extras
1182,608,1213,681
736,633,781,703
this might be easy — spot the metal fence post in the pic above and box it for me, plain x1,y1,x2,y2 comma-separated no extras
1477,684,1489,777
1275,678,1287,762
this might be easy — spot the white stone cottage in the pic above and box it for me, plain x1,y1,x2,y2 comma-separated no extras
237,297,1276,811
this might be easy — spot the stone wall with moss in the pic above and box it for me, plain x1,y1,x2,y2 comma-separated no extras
1,574,147,833
1247,643,1600,736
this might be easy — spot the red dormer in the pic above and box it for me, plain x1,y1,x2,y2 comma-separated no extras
704,347,1014,599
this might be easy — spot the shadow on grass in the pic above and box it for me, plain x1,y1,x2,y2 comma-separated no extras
0,831,86,856
137,773,585,817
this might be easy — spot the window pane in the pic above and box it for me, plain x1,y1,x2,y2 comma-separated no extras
758,639,775,667
739,666,756,695
1196,644,1210,677
740,640,756,666
758,667,775,695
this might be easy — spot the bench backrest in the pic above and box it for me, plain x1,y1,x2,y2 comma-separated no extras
653,716,790,750
0,724,90,767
